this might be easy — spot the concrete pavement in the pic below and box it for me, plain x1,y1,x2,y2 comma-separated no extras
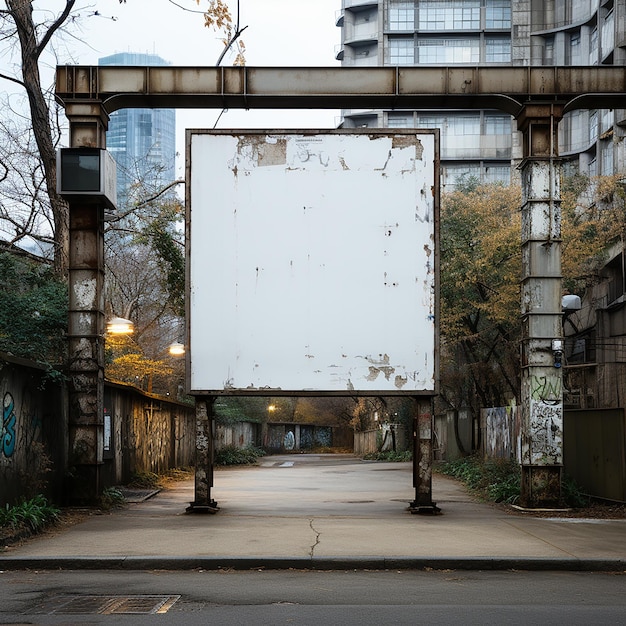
1,455,625,571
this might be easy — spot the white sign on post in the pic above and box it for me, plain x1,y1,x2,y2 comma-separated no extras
187,130,438,395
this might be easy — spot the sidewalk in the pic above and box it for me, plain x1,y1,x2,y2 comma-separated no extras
1,456,625,571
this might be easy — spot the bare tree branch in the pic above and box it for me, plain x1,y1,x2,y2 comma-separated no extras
36,0,77,58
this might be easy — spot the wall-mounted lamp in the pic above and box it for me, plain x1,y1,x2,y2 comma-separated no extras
562,294,581,312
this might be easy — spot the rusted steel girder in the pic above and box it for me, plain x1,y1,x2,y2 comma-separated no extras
55,65,626,116
187,397,218,513
410,397,441,514
64,104,108,505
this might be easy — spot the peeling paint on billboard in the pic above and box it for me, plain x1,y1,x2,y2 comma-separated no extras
187,130,439,395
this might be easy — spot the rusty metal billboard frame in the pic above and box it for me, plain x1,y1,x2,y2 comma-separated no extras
186,128,440,397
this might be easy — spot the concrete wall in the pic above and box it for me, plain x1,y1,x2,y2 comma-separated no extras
102,383,196,486
265,423,353,453
0,355,199,506
480,406,520,462
433,409,474,461
215,421,260,450
0,353,67,506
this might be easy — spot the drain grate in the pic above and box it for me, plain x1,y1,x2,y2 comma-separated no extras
25,595,180,615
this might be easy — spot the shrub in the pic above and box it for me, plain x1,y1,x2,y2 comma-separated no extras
127,471,161,489
100,487,126,510
363,450,412,462
215,445,265,466
562,475,591,508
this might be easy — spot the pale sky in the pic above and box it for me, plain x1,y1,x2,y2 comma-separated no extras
61,0,343,168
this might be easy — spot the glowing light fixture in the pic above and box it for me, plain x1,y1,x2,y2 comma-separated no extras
168,342,186,356
106,316,134,335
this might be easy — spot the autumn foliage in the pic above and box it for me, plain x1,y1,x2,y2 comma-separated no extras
440,174,626,417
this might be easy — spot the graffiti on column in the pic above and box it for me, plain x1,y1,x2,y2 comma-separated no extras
530,374,561,403
2,392,16,458
528,399,563,465
520,374,563,465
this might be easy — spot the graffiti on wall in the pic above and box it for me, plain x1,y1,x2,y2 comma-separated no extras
2,392,16,458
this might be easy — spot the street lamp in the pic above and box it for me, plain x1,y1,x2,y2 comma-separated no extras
168,341,185,356
106,316,134,335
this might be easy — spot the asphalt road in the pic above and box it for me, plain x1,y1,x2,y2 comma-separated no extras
0,569,624,625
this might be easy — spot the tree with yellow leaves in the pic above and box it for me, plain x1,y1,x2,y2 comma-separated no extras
439,181,522,416
196,0,247,66
440,174,626,419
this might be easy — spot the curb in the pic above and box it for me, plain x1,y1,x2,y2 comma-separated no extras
0,556,625,572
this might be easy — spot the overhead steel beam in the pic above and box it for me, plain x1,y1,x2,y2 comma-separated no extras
56,65,626,118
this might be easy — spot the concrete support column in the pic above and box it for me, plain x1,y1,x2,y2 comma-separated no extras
64,102,109,504
517,104,565,508
187,397,219,513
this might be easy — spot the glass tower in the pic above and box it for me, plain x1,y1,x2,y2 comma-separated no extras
98,53,176,206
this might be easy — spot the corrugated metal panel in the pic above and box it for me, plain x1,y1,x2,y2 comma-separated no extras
564,408,626,502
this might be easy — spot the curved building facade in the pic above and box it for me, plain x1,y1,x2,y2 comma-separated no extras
336,0,625,188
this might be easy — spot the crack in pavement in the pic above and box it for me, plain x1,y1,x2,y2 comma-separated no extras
309,519,321,557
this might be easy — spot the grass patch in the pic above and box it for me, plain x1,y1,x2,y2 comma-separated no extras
439,455,593,508
439,455,521,504
215,445,266,466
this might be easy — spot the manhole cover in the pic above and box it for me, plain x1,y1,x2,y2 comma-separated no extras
25,595,180,615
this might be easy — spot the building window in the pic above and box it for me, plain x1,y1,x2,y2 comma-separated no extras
388,1,414,30
543,35,554,64
418,0,480,31
449,115,481,137
484,165,511,184
417,37,480,63
601,140,613,174
388,37,415,64
485,36,511,62
568,31,581,65
589,110,598,142
443,164,481,191
589,27,598,64
485,0,511,29
484,114,511,135
416,115,446,129
387,112,414,127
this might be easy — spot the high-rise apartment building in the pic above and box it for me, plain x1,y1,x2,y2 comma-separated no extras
335,1,625,189
98,53,176,204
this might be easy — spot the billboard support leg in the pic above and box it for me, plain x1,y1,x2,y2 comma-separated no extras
187,396,219,513
409,396,440,515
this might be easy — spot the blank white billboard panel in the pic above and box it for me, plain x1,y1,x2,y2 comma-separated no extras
187,130,438,395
